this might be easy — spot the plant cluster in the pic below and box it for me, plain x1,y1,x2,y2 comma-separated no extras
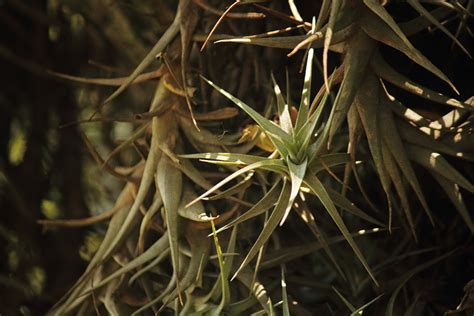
25,0,474,315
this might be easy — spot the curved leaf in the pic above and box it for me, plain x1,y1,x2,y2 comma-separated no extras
232,180,291,280
304,173,378,285
406,144,474,192
157,155,184,302
215,179,281,235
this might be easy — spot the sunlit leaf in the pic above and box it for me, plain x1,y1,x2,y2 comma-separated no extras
201,76,294,157
406,145,474,192
351,294,383,315
187,159,287,207
210,219,230,315
271,74,293,134
372,53,470,109
294,47,314,132
280,158,307,225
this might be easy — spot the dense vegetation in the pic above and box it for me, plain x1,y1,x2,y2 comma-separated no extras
1,0,473,315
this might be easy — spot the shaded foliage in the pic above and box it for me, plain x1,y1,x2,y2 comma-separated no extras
0,0,473,315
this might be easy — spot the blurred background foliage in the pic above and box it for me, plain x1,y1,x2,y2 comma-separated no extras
0,0,473,315
0,1,168,313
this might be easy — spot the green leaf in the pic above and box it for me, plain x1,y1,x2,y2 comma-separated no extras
179,153,288,174
296,71,334,158
294,47,314,132
201,76,295,157
309,153,350,171
102,278,127,315
215,29,353,49
173,157,251,209
333,286,356,312
215,179,281,234
280,158,308,225
232,180,291,280
429,108,469,131
228,296,259,315
187,159,287,207
351,294,384,315
304,173,378,285
163,236,210,311
234,266,275,315
197,225,239,307
281,265,290,316
325,187,384,226
306,85,339,159
261,228,383,270
180,152,267,165
206,172,253,201
210,219,230,315
138,195,163,255
133,274,176,315
177,115,238,146
345,105,379,212
296,201,346,278
388,99,432,128
363,0,416,49
271,74,293,134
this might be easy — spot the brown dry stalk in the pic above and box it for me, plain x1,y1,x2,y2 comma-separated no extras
193,0,265,19
37,194,132,228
